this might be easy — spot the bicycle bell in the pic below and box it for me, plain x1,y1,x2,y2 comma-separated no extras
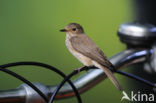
118,22,156,47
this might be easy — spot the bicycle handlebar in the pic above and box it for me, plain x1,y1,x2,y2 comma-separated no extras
0,49,152,103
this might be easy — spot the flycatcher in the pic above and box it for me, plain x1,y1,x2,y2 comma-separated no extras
60,23,123,91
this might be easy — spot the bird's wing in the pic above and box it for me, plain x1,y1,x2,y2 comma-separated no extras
70,34,112,68
70,34,123,91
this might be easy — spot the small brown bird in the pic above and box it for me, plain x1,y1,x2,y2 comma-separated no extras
60,23,123,91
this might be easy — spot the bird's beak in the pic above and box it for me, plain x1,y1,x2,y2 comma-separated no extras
60,29,67,32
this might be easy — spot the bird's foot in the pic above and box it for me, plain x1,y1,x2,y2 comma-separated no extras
74,66,88,73
74,68,81,73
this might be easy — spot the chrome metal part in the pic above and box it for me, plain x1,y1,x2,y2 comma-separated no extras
0,88,25,103
118,22,156,37
144,42,156,73
118,22,156,46
19,83,50,103
151,42,156,72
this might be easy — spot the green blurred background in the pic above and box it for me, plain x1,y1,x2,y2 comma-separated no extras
0,0,132,103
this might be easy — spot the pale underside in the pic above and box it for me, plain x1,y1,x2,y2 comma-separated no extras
66,34,93,66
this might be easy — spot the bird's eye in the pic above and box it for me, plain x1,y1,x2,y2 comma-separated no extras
72,28,76,31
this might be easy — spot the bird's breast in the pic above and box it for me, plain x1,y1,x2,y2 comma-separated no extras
65,37,82,58
65,37,92,66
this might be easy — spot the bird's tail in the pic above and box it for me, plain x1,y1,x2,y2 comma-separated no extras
92,61,123,91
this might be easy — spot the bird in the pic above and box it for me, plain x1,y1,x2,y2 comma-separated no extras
60,23,123,91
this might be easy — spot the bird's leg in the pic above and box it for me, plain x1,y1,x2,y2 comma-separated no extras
74,66,87,73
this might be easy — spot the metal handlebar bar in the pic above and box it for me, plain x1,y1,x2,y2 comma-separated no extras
0,48,152,103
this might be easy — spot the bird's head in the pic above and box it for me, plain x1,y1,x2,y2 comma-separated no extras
60,23,84,35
